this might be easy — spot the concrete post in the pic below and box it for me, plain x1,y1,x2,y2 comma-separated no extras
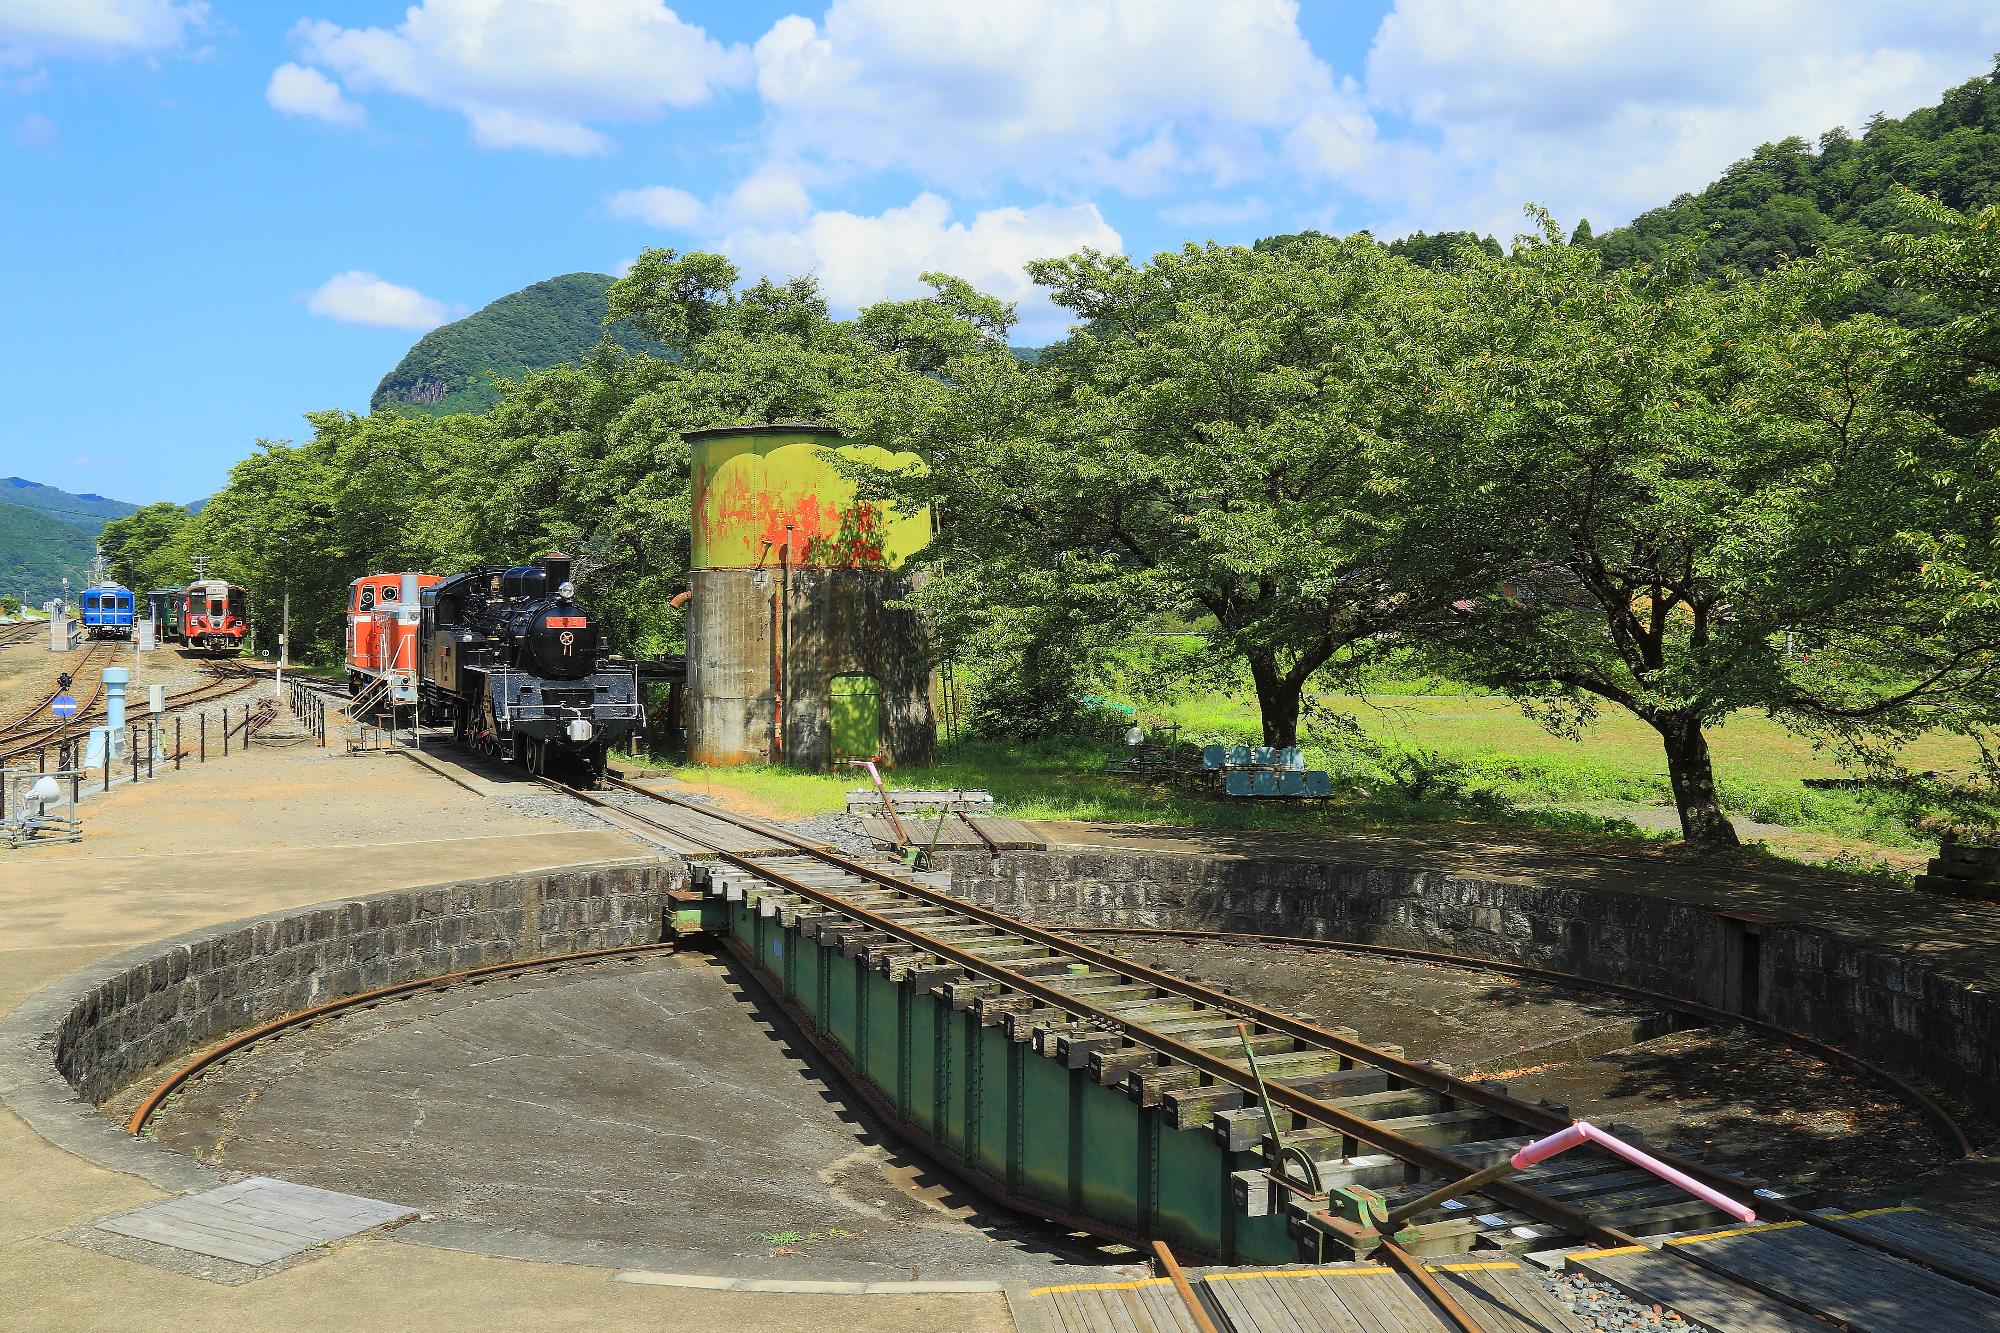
104,666,130,765
86,666,131,769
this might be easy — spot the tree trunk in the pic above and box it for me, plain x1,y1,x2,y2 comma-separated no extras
1656,713,1739,849
1247,653,1304,748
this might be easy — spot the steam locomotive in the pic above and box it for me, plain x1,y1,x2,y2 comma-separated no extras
417,552,641,784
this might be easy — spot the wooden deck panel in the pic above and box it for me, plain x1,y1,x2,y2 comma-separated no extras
1447,1267,1598,1333
1034,1278,1203,1333
1669,1221,2000,1333
1837,1207,2000,1288
1571,1246,1831,1333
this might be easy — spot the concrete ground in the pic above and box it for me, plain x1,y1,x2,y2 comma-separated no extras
0,728,1018,1332
128,948,1115,1281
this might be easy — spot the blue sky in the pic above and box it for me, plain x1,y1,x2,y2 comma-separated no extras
1,2,1995,506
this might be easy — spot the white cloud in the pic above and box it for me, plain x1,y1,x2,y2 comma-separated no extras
0,0,207,67
716,192,1121,340
725,167,812,225
1350,0,2000,235
289,0,751,155
607,184,704,229
267,63,364,127
305,271,455,330
751,0,1335,194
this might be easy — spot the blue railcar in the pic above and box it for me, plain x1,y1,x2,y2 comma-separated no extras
81,584,135,639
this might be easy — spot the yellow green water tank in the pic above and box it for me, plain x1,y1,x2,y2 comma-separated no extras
691,423,930,571
683,423,937,769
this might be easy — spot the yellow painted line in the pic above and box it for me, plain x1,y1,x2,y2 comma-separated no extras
1203,1268,1393,1283
1030,1277,1173,1296
1566,1245,1648,1261
1837,1206,1918,1219
1433,1262,1523,1273
1666,1220,1806,1246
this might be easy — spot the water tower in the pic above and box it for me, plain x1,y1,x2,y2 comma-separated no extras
683,423,937,769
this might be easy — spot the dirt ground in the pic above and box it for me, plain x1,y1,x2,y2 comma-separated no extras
1104,937,1975,1205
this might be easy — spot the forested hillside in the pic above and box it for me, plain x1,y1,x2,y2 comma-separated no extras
1,476,136,531
371,273,667,415
0,478,139,604
1591,61,2000,276
0,501,95,603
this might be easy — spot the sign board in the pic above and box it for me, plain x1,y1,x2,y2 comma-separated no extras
50,693,77,720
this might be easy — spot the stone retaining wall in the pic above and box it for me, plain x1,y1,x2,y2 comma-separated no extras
51,858,676,1107
938,848,2000,1116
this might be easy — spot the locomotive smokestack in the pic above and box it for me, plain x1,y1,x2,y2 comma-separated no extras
540,552,572,589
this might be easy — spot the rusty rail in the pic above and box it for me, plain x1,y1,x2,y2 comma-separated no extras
1150,1240,1220,1333
127,942,676,1134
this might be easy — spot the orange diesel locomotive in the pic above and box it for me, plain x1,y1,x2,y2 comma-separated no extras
346,572,442,704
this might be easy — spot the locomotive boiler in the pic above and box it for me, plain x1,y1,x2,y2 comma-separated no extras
418,552,640,783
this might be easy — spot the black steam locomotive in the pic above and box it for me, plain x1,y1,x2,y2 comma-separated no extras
418,552,641,784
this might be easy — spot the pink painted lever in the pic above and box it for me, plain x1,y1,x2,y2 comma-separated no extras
1511,1121,1756,1224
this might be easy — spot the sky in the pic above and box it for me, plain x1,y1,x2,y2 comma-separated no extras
1,2,1996,506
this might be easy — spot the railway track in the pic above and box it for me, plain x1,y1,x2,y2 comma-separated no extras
0,621,44,649
0,659,263,764
121,752,2000,1331
0,639,116,738
558,776,2000,1305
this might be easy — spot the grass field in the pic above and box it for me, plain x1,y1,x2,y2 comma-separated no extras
640,682,1972,882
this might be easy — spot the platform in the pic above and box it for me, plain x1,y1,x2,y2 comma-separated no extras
0,739,1014,1332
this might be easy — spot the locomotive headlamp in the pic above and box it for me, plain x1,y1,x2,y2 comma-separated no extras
556,581,576,602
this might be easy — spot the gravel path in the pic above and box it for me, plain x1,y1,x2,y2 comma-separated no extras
1540,1269,1687,1331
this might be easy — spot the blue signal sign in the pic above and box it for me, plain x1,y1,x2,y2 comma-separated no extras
50,694,77,720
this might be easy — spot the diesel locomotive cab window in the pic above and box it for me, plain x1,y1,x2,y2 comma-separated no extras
357,586,375,611
379,585,397,603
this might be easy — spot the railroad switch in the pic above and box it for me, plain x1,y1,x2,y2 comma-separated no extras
1295,1184,1480,1260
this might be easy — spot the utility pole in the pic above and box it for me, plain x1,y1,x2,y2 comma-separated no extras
275,536,290,697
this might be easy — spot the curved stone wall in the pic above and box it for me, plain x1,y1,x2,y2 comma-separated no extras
0,858,674,1191
937,848,2000,1119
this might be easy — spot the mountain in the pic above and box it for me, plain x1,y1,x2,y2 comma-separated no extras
372,272,667,416
1,476,138,533
0,501,97,604
1591,62,2000,277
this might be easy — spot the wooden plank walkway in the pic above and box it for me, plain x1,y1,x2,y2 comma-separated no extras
1030,1260,1597,1333
1030,1276,1209,1332
1572,1209,2000,1333
1571,1246,1832,1333
1836,1205,2000,1288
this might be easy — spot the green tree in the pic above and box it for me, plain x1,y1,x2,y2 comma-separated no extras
853,236,1467,746
100,501,196,593
1386,229,1505,269
1426,217,1995,846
